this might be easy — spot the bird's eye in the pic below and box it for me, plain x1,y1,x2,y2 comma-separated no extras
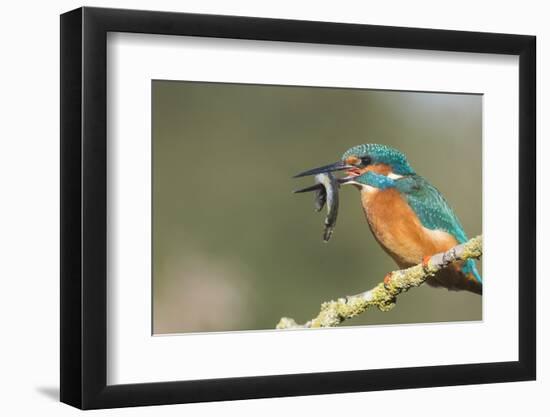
360,156,372,166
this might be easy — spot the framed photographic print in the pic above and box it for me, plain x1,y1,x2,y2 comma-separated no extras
60,6,536,409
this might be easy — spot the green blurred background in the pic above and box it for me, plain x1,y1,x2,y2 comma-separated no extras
152,80,482,335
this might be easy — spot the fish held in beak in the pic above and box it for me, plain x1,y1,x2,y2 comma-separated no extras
294,172,340,242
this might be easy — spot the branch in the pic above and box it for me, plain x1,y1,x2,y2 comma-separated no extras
276,235,482,329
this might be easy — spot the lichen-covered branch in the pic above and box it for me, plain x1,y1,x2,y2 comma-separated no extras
276,235,482,329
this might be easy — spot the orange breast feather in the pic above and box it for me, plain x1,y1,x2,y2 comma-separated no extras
360,187,458,268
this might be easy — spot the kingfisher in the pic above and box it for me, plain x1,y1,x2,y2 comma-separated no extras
294,143,482,295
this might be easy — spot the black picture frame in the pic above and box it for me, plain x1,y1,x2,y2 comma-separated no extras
60,6,536,410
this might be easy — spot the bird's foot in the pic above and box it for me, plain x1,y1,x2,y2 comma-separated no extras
383,273,393,286
422,255,432,270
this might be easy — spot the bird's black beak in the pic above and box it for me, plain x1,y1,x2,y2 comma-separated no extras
293,161,352,178
293,183,324,193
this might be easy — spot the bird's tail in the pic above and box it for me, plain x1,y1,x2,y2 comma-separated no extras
461,259,482,295
462,259,482,283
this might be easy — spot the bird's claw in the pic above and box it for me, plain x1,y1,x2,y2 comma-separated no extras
422,255,432,270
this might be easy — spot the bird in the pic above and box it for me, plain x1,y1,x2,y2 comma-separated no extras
294,143,482,295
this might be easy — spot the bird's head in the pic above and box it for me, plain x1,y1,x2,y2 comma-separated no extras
294,143,415,186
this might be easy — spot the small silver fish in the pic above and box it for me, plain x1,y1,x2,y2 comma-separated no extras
294,172,340,242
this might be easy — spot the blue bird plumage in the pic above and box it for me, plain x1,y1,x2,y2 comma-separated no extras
343,144,415,175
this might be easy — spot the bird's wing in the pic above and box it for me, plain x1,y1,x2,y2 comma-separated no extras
395,176,481,283
395,175,468,244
